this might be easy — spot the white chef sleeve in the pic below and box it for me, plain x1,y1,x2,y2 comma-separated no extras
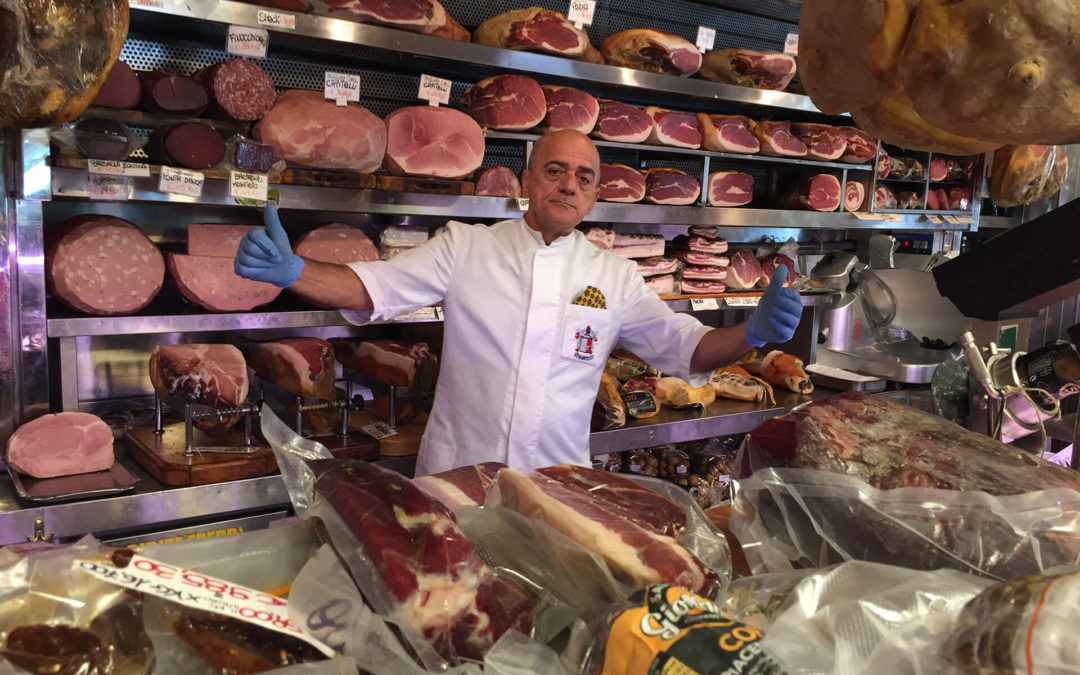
617,272,714,386
345,221,463,324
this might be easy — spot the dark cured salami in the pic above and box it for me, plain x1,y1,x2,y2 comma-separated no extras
147,123,226,170
46,215,165,315
194,59,276,121
90,60,140,109
140,70,208,116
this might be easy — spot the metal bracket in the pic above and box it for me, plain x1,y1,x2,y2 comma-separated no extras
26,517,53,543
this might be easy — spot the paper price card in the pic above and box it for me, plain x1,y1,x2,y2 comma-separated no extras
418,74,452,106
88,175,130,201
362,422,398,440
76,554,334,657
567,0,596,27
257,9,296,29
87,160,150,177
696,26,716,53
726,297,761,307
926,215,943,224
324,71,360,106
784,33,799,56
227,25,269,59
229,171,268,202
691,298,720,311
158,167,204,198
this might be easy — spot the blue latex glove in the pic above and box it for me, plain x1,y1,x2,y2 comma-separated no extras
233,204,305,288
745,264,803,347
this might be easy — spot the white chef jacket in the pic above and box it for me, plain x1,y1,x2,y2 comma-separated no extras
347,218,713,475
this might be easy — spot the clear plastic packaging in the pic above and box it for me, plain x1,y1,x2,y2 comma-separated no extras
655,447,690,484
990,144,1069,207
622,449,658,477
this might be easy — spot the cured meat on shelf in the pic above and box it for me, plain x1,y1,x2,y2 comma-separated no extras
592,100,653,143
295,223,380,264
601,29,703,77
313,459,536,662
612,233,665,259
636,257,678,277
146,122,226,170
186,224,255,259
710,366,775,406
745,350,812,393
689,226,720,238
72,118,133,161
643,168,701,206
331,339,437,387
788,174,842,212
681,265,727,282
539,85,598,134
462,75,545,131
875,185,898,210
494,468,719,595
46,215,165,316
897,191,922,209
167,254,281,312
598,164,646,203
234,139,276,173
929,158,948,182
584,226,615,250
758,254,797,288
7,413,114,478
949,188,971,211
140,70,208,116
593,371,627,431
193,59,276,121
672,235,729,255
990,145,1068,207
474,166,521,198
706,171,754,207
789,123,848,161
645,274,677,295
474,8,589,57
699,49,797,90
255,90,387,171
0,0,128,127
606,351,658,382
149,344,249,434
750,121,808,157
91,60,140,109
621,373,660,393
726,250,763,291
844,182,867,211
656,377,716,408
671,250,729,268
326,0,449,34
413,462,506,507
696,114,761,154
681,280,728,295
876,154,892,180
383,106,484,179
837,127,877,164
174,612,325,672
926,187,948,210
246,337,336,400
645,108,702,149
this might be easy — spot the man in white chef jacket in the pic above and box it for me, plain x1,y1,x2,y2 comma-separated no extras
234,130,802,475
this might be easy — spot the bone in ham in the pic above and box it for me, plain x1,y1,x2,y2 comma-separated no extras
413,462,507,507
600,29,702,77
598,164,646,203
7,413,114,478
750,120,808,157
474,8,587,57
875,185,898,209
877,154,892,180
462,75,546,131
789,123,848,161
326,0,448,33
790,174,842,212
672,250,730,268
149,344,249,435
699,48,797,90
493,468,719,595
681,265,728,282
645,274,677,295
540,85,598,134
474,166,521,198
331,339,437,387
383,106,484,179
844,182,867,211
592,100,652,143
696,114,760,154
758,254,798,288
636,257,679,277
645,107,702,149
707,171,754,207
681,279,728,295
584,226,615,250
726,250,763,291
246,337,336,400
313,459,536,661
643,168,701,206
929,158,948,182
837,127,877,164
613,233,666,259
672,235,729,255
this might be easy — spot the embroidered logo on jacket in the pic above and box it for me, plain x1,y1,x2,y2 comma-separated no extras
574,325,598,360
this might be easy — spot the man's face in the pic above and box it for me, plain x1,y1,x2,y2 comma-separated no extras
522,133,600,239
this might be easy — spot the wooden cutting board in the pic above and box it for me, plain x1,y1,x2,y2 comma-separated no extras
280,168,376,189
375,175,475,195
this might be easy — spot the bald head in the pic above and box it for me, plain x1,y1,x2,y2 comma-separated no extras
521,129,601,244
528,129,601,173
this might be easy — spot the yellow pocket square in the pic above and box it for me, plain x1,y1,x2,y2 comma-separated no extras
572,286,607,310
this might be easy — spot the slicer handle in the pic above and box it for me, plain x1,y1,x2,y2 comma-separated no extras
960,331,1001,400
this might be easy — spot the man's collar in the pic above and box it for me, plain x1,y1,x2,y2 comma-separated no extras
519,218,577,248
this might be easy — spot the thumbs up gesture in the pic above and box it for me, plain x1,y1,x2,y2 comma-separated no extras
744,265,802,347
234,204,305,288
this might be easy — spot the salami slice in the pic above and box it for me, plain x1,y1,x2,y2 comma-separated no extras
295,223,379,264
47,216,165,316
167,254,281,312
194,59,277,121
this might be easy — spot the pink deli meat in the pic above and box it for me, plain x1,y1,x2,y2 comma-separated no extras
794,174,842,212
326,0,447,33
673,235,729,255
672,250,729,268
613,233,665,259
682,265,727,282
644,169,700,205
462,75,546,131
697,114,761,154
592,100,652,144
845,182,867,211
540,85,599,134
598,164,646,203
645,107,702,149
727,250,763,291
584,227,615,251
838,127,877,164
875,185,898,210
789,123,848,161
707,171,754,207
682,280,727,294
758,254,797,288
636,257,678,278
474,166,521,198
187,224,253,258
332,338,437,387
704,49,797,90
645,274,677,295
384,106,484,179
296,223,380,264
247,337,336,400
167,254,281,312
7,413,114,478
413,462,507,507
751,120,808,157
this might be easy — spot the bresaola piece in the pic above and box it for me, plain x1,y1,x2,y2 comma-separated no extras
413,462,507,507
845,182,866,212
7,413,114,479
72,118,133,161
462,76,546,131
598,164,646,203
540,85,598,134
750,121,808,157
91,60,140,109
246,337,336,400
699,49,797,90
383,106,484,179
313,459,536,662
759,254,797,288
789,123,848,161
726,250,763,291
140,70,208,116
644,169,700,205
332,339,437,387
295,223,380,264
791,174,842,212
645,108,702,149
613,233,665,259
601,29,703,77
696,114,760,154
707,171,754,207
326,0,448,33
149,344,249,434
592,100,652,143
473,8,588,57
474,166,521,198
837,127,877,164
636,257,678,278
146,123,226,170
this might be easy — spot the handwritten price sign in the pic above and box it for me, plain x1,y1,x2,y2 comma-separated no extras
227,25,269,58
324,71,360,106
418,74,452,106
567,0,595,27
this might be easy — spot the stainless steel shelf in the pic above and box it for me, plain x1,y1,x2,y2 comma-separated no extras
131,1,827,116
663,292,833,311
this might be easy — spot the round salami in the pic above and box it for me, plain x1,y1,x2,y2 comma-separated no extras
46,215,165,315
195,59,277,121
295,223,379,264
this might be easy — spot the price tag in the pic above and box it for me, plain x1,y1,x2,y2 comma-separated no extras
227,25,269,59
954,215,974,224
515,197,530,210
690,298,720,311
158,167,204,197
726,297,761,307
87,159,149,177
418,74,452,106
397,307,438,322
229,170,268,202
879,213,904,222
257,8,296,29
567,0,596,28
88,174,129,201
76,554,334,657
696,26,716,53
129,0,165,8
783,33,799,56
362,422,398,440
926,215,943,224
324,71,360,106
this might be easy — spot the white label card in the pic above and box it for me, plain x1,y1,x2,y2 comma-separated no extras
726,297,761,307
851,212,877,220
227,25,269,59
229,170,268,202
783,33,799,56
418,74,452,106
88,174,130,201
362,422,398,440
567,0,596,27
76,554,334,657
515,197,530,210
926,215,943,224
879,214,904,222
87,159,150,177
696,26,716,53
130,0,165,8
158,167,204,197
691,298,720,311
257,9,296,30
324,71,360,106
